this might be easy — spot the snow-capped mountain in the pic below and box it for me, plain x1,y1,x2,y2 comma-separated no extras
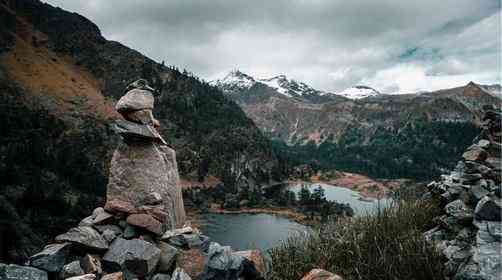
337,86,381,100
212,70,383,101
257,75,329,99
211,70,337,103
210,70,257,93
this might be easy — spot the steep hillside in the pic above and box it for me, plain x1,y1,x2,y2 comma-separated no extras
0,0,279,262
215,70,500,180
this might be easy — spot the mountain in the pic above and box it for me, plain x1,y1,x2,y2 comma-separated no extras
214,70,500,180
211,70,345,104
337,85,381,99
0,0,280,262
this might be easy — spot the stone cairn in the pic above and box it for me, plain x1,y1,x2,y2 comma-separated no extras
424,105,501,280
0,80,265,280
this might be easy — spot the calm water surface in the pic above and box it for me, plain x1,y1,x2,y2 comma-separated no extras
288,182,392,215
200,183,391,252
200,213,309,252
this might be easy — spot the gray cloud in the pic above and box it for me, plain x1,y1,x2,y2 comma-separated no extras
44,0,501,93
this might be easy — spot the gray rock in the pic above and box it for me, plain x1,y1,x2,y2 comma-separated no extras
462,173,483,183
106,138,185,229
152,274,171,280
0,264,48,280
102,238,160,276
59,261,84,279
123,225,138,239
445,200,473,225
102,229,118,243
66,274,96,280
469,224,502,280
79,207,114,226
205,242,244,271
115,88,154,112
443,245,471,263
161,227,194,240
167,233,209,249
29,243,70,272
462,146,487,162
157,242,178,273
55,226,108,251
171,268,191,280
469,185,490,205
424,226,446,242
475,196,502,221
94,225,123,235
112,119,165,143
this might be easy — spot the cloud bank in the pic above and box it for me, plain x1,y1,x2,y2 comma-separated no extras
44,0,501,94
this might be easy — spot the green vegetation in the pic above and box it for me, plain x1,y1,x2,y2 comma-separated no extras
273,120,479,180
267,199,444,280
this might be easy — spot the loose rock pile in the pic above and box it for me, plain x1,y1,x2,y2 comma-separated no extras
0,80,264,280
0,203,264,280
424,105,502,280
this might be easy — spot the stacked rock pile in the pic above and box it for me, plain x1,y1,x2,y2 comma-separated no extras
424,105,501,280
0,198,265,280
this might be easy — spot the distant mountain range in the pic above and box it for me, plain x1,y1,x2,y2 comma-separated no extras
211,70,381,101
213,70,501,180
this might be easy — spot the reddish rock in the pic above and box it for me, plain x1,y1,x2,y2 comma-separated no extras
301,269,344,280
136,206,169,223
100,272,123,280
176,248,205,278
127,214,164,235
233,250,265,275
104,199,136,214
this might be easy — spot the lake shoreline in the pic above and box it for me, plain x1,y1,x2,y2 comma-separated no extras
206,206,315,225
287,173,403,200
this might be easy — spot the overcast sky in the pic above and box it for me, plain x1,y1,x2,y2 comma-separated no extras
45,0,501,94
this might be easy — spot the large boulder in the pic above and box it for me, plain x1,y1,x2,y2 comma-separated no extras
102,238,161,276
29,243,70,272
0,264,48,280
106,141,185,229
55,226,108,252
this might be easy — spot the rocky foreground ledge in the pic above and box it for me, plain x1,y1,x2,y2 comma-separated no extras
0,198,265,280
423,105,502,280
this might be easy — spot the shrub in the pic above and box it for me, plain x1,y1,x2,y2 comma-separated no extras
267,199,444,280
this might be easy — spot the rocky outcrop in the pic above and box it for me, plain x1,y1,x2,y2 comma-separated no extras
107,79,185,229
424,105,502,280
0,205,264,280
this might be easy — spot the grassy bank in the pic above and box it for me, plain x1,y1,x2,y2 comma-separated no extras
267,199,444,280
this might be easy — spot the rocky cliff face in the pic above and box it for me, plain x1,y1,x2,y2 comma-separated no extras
214,70,500,179
0,0,279,263
424,106,501,280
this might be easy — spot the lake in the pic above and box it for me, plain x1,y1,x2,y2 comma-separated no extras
200,213,309,252
288,182,392,215
200,183,391,252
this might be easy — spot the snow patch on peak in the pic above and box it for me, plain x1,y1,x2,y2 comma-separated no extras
210,70,256,93
336,86,381,99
